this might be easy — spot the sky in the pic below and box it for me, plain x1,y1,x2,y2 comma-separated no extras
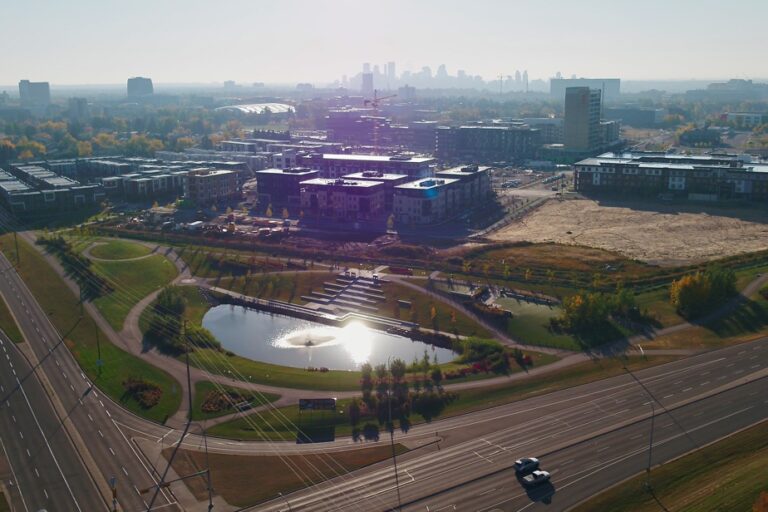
2,0,767,86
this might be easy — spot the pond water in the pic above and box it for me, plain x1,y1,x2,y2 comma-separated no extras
202,304,457,371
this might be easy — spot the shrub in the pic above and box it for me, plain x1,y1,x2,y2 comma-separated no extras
122,377,162,409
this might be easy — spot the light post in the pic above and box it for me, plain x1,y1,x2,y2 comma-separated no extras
387,356,403,512
277,491,292,511
623,362,656,493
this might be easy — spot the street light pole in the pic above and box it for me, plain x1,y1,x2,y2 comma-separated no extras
387,356,403,512
277,492,292,511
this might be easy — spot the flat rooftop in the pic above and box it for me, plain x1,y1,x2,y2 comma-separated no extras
256,167,317,176
436,165,492,176
300,178,383,188
319,154,435,164
395,177,460,190
342,172,409,181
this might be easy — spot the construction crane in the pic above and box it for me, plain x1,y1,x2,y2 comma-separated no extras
364,89,397,154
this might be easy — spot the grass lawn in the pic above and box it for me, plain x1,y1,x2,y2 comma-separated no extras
634,286,684,328
165,443,408,507
0,295,24,343
188,348,363,391
379,281,493,338
91,254,179,330
89,239,153,260
216,271,333,304
645,286,768,350
572,420,768,512
177,246,293,278
191,380,280,421
0,234,182,423
208,355,675,441
0,494,8,512
494,298,579,350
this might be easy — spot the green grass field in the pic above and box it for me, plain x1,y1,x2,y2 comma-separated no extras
495,298,579,350
89,240,153,260
191,380,280,421
634,286,684,328
209,355,674,441
573,420,768,512
92,254,179,330
0,295,24,343
0,234,182,423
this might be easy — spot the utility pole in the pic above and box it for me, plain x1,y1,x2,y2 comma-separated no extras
387,356,402,512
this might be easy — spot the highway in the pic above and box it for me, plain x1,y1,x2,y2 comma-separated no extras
0,252,180,511
249,340,768,511
1,242,767,512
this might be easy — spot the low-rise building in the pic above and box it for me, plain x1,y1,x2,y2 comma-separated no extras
299,153,435,179
435,165,492,205
300,178,386,220
184,168,239,206
393,177,461,225
435,125,540,163
574,151,768,201
254,167,319,209
341,171,411,211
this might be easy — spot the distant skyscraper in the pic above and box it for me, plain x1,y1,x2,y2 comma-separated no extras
18,80,50,115
67,97,89,121
363,63,371,74
361,72,374,96
436,64,448,78
522,70,529,92
127,77,154,97
564,87,602,151
515,70,522,84
373,64,381,76
421,66,432,79
387,62,396,82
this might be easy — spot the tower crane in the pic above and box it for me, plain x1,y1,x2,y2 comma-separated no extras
364,89,397,154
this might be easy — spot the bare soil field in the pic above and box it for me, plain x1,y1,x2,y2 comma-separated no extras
488,198,768,266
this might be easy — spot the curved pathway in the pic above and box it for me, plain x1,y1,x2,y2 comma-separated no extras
81,239,160,262
23,231,767,433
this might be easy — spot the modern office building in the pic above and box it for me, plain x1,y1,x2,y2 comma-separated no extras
255,167,320,209
564,87,602,151
184,168,239,205
300,178,386,220
127,77,154,97
393,177,461,225
299,153,435,179
435,124,540,162
518,118,564,144
604,106,667,127
574,151,768,201
551,78,620,101
18,80,50,115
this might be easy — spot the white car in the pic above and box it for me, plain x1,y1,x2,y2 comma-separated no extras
522,470,551,487
513,457,540,474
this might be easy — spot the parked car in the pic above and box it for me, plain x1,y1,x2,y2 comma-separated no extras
514,457,540,474
521,470,550,487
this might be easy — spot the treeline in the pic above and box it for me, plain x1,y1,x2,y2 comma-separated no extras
144,286,220,354
36,236,112,299
551,287,637,346
670,267,737,319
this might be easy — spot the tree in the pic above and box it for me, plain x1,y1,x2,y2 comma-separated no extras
386,214,395,231
282,207,289,219
0,139,16,163
76,140,93,157
670,267,735,318
265,204,273,218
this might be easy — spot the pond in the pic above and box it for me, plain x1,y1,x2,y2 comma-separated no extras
202,305,458,371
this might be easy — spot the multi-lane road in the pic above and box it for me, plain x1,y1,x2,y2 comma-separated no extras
250,341,767,511
0,245,767,511
0,252,179,511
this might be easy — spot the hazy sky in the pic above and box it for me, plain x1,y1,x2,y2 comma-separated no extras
2,0,767,85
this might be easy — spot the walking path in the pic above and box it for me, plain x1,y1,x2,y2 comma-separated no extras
21,231,767,432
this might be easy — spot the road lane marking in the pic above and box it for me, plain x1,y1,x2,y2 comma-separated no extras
87,414,93,422
0,437,30,512
109,447,115,456
479,488,496,496
473,451,494,463
157,429,174,443
682,387,693,392
122,466,128,476
34,467,39,477
98,430,104,438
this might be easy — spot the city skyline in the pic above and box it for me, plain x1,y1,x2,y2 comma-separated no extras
2,0,767,86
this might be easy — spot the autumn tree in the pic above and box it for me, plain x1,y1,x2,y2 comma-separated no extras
670,267,736,318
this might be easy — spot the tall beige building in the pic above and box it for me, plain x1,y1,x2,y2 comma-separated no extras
564,87,602,151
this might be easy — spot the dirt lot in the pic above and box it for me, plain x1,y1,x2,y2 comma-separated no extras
488,198,768,266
